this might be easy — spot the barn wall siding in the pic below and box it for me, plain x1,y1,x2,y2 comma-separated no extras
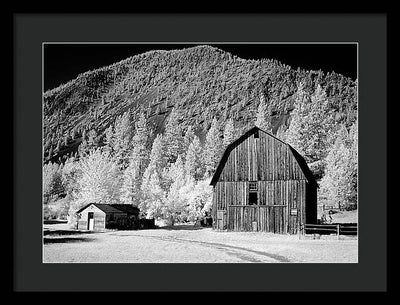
212,129,317,234
214,180,306,233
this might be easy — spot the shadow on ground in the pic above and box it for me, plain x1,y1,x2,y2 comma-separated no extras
43,220,68,225
160,225,209,231
43,237,95,244
44,230,95,236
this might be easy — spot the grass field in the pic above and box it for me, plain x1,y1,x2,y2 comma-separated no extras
43,222,358,263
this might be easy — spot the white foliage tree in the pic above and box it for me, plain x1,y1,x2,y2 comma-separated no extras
120,153,142,206
203,118,223,178
131,111,151,174
254,91,273,133
103,111,135,169
285,84,335,165
163,155,187,225
184,135,203,181
186,178,213,222
43,162,63,203
141,134,167,216
119,112,152,206
319,123,357,209
60,156,80,198
182,125,196,159
163,109,184,164
67,149,121,225
223,117,237,147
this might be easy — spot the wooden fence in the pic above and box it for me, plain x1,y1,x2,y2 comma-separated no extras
321,204,341,211
300,223,358,240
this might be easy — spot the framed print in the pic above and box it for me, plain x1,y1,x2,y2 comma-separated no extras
13,13,387,292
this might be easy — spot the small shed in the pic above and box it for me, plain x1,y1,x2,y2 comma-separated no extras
76,203,140,231
210,127,318,234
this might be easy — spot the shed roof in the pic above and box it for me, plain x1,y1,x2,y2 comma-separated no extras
110,204,140,214
76,203,139,214
209,126,318,187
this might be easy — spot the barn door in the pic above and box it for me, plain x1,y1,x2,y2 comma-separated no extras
258,205,288,233
216,210,227,230
88,212,94,230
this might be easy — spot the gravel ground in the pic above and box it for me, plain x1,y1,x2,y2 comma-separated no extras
43,223,358,263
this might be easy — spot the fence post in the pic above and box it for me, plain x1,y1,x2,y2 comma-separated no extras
337,224,340,240
298,224,302,240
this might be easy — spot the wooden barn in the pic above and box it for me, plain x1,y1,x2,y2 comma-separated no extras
76,203,140,231
210,127,317,234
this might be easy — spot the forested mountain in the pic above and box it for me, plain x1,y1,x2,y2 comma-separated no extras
43,45,357,164
43,45,358,223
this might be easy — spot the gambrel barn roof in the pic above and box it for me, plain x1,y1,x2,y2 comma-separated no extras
209,126,318,187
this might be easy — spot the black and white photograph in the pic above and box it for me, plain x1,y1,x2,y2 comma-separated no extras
42,43,358,264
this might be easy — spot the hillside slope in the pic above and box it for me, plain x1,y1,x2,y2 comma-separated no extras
43,45,357,163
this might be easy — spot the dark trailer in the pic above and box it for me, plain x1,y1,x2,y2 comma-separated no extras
210,127,317,234
76,203,140,231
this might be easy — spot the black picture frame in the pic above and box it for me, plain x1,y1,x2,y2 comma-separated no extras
13,13,387,292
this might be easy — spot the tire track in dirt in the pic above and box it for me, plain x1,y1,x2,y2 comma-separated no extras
114,233,290,263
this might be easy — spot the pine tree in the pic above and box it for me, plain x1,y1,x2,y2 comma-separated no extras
141,134,167,195
43,162,63,203
131,112,151,176
348,119,358,205
56,139,61,152
182,125,195,158
184,135,203,181
140,171,165,219
120,154,142,206
78,129,98,157
48,145,53,159
87,129,97,144
319,124,356,210
101,111,135,168
285,84,335,164
223,117,236,147
163,155,187,225
112,111,135,168
60,155,80,198
254,91,273,133
82,129,86,143
71,127,76,140
44,139,51,153
103,125,114,154
203,118,223,178
163,109,184,164
275,123,288,142
140,134,168,217
165,155,185,187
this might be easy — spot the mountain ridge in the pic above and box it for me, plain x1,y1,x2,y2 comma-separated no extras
43,45,357,163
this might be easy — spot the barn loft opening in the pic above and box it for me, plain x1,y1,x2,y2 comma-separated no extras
249,182,258,205
249,192,257,205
